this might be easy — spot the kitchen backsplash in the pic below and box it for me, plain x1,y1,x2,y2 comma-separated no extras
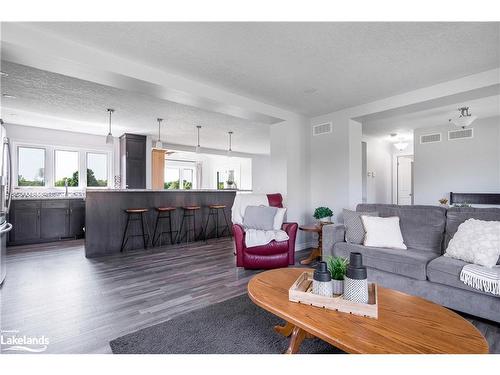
12,190,86,199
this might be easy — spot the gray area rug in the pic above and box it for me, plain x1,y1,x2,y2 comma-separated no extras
109,294,342,354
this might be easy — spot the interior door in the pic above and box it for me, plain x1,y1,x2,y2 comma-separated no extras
397,156,414,205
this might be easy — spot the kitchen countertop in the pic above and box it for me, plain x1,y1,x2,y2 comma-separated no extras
12,195,85,201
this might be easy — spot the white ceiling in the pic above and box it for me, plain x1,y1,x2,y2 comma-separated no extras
23,22,500,116
362,94,500,140
0,61,270,154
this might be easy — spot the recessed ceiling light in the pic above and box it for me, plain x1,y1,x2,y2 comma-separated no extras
2,94,16,99
0,71,8,77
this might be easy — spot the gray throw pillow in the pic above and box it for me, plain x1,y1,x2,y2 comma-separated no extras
243,206,278,231
343,209,379,244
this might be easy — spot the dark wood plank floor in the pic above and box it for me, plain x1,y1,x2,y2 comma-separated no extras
1,239,499,354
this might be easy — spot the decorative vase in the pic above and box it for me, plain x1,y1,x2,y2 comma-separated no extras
331,279,344,295
312,261,333,297
343,252,369,304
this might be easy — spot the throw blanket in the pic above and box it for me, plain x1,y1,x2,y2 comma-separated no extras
231,193,268,225
245,229,289,248
460,264,500,296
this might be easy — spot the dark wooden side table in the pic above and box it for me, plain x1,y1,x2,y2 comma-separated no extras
299,222,332,265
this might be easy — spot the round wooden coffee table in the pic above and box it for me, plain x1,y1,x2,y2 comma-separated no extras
248,268,489,354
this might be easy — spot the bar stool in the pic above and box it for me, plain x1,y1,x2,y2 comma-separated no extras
176,206,201,244
203,204,231,241
152,207,177,247
120,208,151,252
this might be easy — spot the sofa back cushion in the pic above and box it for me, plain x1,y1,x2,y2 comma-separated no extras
445,207,500,249
356,204,446,254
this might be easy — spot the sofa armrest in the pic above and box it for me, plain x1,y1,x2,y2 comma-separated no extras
282,222,298,265
322,224,345,260
232,224,245,266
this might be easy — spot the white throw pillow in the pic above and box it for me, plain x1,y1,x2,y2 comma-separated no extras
361,216,407,250
273,208,287,230
445,219,500,268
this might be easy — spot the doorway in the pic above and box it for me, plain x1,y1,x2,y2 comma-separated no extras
397,155,414,205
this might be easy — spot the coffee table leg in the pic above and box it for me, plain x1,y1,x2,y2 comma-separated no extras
285,326,308,354
274,321,295,337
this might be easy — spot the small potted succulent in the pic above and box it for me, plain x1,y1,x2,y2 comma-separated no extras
326,256,348,295
313,206,333,224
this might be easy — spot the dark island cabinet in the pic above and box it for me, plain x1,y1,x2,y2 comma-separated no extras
8,199,85,246
120,133,147,189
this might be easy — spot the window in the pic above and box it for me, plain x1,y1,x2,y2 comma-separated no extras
182,169,193,190
17,147,45,187
54,150,79,186
87,153,108,187
164,168,180,189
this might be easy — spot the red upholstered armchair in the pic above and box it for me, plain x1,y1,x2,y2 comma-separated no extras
233,193,298,269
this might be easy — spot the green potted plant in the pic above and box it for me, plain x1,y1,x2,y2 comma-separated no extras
326,256,348,295
313,206,333,223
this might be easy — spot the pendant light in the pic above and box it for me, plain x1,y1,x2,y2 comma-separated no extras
227,131,233,157
449,107,477,128
195,125,202,153
155,118,163,149
105,108,114,144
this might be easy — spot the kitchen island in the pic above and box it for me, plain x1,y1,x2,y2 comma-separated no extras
84,189,237,258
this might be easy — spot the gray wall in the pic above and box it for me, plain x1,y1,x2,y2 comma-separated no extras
414,116,500,205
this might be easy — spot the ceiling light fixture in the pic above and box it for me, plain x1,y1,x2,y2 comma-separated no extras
449,107,476,128
195,125,202,153
155,118,164,149
106,108,114,144
393,141,409,152
2,94,16,99
227,131,233,157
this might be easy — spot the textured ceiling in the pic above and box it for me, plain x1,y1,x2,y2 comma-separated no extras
0,61,270,154
24,22,500,116
362,94,500,138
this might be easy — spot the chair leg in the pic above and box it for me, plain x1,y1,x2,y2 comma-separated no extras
120,215,131,252
140,212,147,249
152,212,161,247
221,208,232,238
215,209,219,238
177,213,186,244
203,209,211,241
168,212,175,245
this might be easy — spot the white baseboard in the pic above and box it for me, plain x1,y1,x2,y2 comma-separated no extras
294,241,316,251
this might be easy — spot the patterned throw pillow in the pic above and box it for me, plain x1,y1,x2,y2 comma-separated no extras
343,209,378,244
445,219,500,267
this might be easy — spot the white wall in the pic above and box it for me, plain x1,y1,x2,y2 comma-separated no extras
413,116,500,205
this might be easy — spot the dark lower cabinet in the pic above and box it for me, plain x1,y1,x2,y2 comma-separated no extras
8,199,85,246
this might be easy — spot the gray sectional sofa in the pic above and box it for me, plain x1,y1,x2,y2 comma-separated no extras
322,204,500,323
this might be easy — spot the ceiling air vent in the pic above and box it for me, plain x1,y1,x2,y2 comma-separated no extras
420,133,441,144
312,122,332,136
448,128,473,141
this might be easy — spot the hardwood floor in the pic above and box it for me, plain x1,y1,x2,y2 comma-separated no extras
0,239,309,353
1,239,499,354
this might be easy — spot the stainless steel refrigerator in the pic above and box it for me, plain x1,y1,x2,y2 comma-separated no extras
0,121,13,285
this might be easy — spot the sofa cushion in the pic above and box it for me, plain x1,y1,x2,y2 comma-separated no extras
445,207,500,249
343,209,378,244
333,242,438,280
356,204,446,254
427,256,500,297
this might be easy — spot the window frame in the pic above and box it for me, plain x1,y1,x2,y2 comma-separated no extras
12,140,113,189
54,149,80,188
163,160,197,190
16,145,47,188
85,151,109,188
